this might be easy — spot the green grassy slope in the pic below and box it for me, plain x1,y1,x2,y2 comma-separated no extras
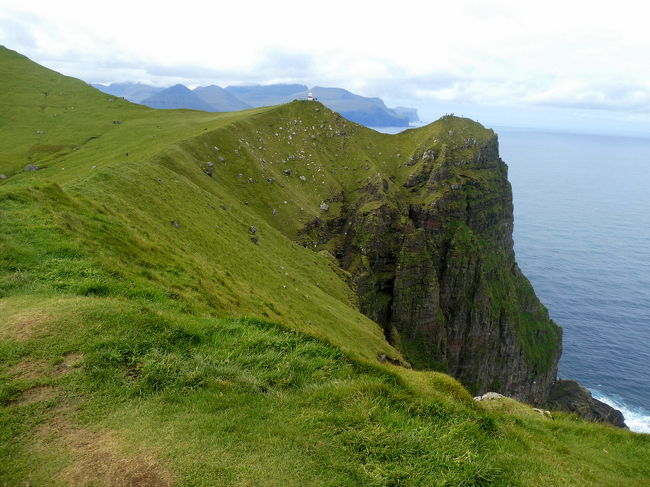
1,46,649,486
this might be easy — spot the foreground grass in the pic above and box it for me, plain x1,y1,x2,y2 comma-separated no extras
2,293,649,486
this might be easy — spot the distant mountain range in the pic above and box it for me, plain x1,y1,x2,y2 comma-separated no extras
224,84,307,108
92,82,418,127
141,84,216,111
194,85,251,111
90,82,163,103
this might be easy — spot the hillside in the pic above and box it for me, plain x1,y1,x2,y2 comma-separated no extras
1,45,649,486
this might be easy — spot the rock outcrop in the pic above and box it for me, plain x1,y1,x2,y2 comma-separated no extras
299,115,563,404
547,380,627,428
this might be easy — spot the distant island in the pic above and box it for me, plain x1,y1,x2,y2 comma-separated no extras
91,82,419,127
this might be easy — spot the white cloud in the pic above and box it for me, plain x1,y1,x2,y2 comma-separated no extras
2,0,650,130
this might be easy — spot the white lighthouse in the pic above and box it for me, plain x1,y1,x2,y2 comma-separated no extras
307,91,314,101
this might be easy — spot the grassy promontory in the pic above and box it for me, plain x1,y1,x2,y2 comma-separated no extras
1,46,649,486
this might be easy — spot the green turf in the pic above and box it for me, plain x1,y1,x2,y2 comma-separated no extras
1,45,649,486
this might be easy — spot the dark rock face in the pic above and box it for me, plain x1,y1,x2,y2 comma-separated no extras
547,380,627,428
299,118,562,404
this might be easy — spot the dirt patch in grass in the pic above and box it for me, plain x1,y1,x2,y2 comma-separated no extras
0,308,54,341
14,385,57,405
6,352,83,380
6,358,50,380
33,409,174,487
59,428,175,487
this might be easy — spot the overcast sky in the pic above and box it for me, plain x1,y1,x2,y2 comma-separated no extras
2,0,650,133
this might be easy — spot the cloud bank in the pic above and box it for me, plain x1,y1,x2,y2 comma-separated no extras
2,0,650,131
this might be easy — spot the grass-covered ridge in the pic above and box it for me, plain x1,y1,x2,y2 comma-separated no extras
1,46,650,485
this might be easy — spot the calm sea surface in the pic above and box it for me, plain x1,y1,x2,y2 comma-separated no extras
499,127,650,433
374,125,650,432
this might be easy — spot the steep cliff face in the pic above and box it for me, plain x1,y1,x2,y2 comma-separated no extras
299,116,562,403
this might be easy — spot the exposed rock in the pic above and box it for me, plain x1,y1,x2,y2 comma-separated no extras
404,172,427,188
473,392,506,401
202,163,214,176
422,149,435,161
171,220,180,229
283,169,292,176
547,380,627,428
249,226,257,234
24,164,40,172
0,173,6,179
377,353,402,366
299,175,307,182
319,202,329,212
272,209,278,216
532,408,553,418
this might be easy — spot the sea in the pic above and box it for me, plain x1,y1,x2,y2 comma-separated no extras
373,125,650,433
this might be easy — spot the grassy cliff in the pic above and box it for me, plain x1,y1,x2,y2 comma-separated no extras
1,46,649,486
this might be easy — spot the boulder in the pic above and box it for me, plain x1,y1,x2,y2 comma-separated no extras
473,392,506,401
547,380,627,428
532,408,553,418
